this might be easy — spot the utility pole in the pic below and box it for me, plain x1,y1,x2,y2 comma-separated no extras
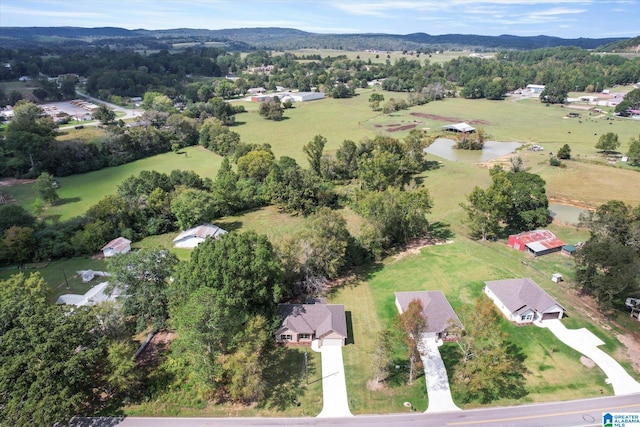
63,268,70,290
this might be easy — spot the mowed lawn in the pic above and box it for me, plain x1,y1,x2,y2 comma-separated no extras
329,234,618,412
38,146,223,221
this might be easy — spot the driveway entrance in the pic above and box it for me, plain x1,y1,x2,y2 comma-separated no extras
420,339,461,413
537,319,640,395
312,340,353,418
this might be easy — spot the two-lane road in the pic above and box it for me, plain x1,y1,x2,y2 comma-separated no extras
72,393,640,426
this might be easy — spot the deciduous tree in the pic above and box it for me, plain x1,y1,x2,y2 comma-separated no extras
107,249,178,332
595,132,620,154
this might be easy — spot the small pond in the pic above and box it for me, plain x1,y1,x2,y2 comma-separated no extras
425,138,522,162
548,203,589,225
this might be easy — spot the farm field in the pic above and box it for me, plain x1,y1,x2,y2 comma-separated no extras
286,49,490,65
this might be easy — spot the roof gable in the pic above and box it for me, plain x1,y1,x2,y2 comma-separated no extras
101,236,131,252
395,290,463,333
485,278,564,314
278,302,347,338
173,223,227,242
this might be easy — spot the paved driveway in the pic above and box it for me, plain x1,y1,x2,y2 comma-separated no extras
312,340,353,418
537,319,640,395
420,339,461,413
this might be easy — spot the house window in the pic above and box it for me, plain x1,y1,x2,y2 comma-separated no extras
522,313,534,321
280,334,292,341
299,333,311,340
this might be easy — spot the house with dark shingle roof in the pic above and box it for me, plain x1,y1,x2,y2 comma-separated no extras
276,298,347,348
484,278,564,324
394,291,463,343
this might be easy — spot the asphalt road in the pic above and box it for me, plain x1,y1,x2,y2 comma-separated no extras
71,393,640,427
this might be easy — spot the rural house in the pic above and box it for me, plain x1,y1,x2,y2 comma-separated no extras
56,282,120,307
101,237,131,258
484,278,565,323
508,230,565,256
394,290,463,343
276,298,348,348
173,223,227,249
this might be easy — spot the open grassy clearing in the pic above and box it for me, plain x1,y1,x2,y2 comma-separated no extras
0,80,38,99
28,146,223,221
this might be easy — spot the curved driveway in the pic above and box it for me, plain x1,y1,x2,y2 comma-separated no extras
537,319,640,395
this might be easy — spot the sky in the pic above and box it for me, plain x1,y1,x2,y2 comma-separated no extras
1,0,639,39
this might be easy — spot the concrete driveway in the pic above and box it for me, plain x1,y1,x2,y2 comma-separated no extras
312,340,353,418
537,319,640,395
420,339,461,413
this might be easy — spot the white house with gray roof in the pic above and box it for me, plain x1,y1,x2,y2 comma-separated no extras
395,290,463,343
276,298,347,348
484,278,564,324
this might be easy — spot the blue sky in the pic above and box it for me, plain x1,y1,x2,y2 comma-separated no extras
1,0,639,38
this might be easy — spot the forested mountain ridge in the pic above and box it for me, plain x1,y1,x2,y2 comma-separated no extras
0,26,630,51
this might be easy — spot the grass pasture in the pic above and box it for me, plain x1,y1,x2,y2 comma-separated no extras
38,146,223,221
287,49,487,65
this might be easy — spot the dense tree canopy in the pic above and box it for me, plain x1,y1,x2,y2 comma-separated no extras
0,273,110,426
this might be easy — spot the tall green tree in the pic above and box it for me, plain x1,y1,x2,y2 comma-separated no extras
627,134,640,166
395,299,427,385
94,104,116,125
356,186,433,250
171,188,218,230
303,134,326,176
107,249,178,332
4,100,57,175
33,172,59,204
448,297,529,404
595,132,620,154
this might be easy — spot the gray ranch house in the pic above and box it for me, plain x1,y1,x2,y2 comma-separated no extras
395,290,463,343
276,298,347,348
484,278,565,324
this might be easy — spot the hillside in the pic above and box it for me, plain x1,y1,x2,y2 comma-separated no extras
0,26,630,51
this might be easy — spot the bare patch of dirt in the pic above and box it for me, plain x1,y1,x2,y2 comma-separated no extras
136,330,176,367
580,356,596,368
367,379,386,391
387,124,417,132
548,196,596,210
392,236,454,262
615,332,640,373
0,178,35,187
410,112,490,125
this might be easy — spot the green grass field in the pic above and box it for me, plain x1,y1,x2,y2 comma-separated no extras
21,146,224,221
286,49,487,65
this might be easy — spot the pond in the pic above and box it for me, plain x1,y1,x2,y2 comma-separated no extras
548,203,590,225
425,138,522,162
